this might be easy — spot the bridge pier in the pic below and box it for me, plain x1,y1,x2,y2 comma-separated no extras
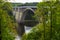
17,22,25,36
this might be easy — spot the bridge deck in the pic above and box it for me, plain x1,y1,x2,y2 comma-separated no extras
13,6,37,8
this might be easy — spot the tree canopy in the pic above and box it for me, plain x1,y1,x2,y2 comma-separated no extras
0,0,17,40
22,0,60,40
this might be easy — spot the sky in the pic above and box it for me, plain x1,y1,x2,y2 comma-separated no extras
8,0,42,3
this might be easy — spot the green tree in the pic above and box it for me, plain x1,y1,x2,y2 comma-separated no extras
0,0,17,40
22,0,60,40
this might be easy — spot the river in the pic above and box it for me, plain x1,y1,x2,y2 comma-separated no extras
15,26,32,40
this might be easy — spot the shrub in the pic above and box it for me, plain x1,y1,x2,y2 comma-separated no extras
22,1,60,40
0,9,16,40
22,23,48,40
22,22,60,40
0,0,17,40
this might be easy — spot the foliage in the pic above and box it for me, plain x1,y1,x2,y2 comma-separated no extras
22,2,38,6
0,0,17,40
22,0,60,40
22,24,44,40
11,2,38,7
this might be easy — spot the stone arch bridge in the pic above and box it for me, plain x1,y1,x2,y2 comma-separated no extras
13,6,39,36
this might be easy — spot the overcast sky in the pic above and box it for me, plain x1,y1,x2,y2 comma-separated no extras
8,0,42,3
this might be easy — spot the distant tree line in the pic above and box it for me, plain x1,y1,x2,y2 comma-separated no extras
11,2,38,7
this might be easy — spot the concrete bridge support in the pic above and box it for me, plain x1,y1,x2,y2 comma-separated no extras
17,22,25,36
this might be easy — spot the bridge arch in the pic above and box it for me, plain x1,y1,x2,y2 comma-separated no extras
22,8,35,21
24,8,35,13
14,7,38,36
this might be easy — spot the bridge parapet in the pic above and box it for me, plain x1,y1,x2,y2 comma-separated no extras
13,6,37,8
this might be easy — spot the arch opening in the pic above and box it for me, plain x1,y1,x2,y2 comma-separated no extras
22,9,38,27
24,9,34,20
